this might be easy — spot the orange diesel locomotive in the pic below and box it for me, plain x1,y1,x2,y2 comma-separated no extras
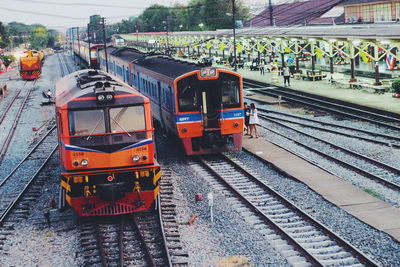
19,50,42,80
56,69,161,216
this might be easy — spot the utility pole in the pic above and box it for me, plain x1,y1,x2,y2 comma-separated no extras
76,26,81,67
232,0,237,72
165,16,170,55
102,17,109,72
269,0,274,26
136,23,139,47
87,24,91,68
71,28,75,62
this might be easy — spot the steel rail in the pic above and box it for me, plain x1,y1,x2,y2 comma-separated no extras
119,219,125,267
0,81,36,164
198,154,380,267
57,53,65,77
0,125,56,187
131,214,158,267
257,107,400,145
0,145,57,226
0,90,21,125
94,221,108,267
259,115,400,191
260,111,400,148
61,53,73,74
243,80,400,131
157,195,173,267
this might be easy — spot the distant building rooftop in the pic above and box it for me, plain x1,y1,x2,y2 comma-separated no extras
340,0,388,5
244,0,344,27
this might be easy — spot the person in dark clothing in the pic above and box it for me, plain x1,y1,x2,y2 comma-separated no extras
244,102,250,135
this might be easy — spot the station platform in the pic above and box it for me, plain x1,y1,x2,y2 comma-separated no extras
242,137,400,241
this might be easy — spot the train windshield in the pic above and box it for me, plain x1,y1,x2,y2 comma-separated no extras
178,84,200,112
177,73,241,112
110,106,145,133
68,109,106,136
221,81,240,107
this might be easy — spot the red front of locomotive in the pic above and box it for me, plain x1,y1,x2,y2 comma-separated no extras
56,70,161,216
174,68,244,155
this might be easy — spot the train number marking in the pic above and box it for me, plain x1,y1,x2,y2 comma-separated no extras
73,152,84,157
135,146,147,152
179,117,190,122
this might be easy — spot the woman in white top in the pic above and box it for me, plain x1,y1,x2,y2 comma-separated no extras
249,103,259,138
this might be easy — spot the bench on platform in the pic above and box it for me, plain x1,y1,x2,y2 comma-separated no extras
301,70,326,81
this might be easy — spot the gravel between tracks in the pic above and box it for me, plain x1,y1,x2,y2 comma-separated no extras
248,98,400,206
0,54,61,178
0,152,81,267
0,53,82,267
159,155,288,266
225,149,400,266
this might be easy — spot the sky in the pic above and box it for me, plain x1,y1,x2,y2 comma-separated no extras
0,0,290,31
0,0,188,30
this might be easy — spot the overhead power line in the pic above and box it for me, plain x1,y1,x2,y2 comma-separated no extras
0,7,134,20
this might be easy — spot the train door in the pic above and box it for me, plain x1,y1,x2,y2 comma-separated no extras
157,81,166,131
201,82,221,129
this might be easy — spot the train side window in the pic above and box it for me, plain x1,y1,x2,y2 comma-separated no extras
177,84,199,112
57,113,63,135
168,86,173,110
221,81,240,107
110,106,145,133
68,109,106,136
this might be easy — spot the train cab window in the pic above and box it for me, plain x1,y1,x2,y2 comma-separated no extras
110,106,145,133
68,109,106,136
178,84,199,112
221,81,240,107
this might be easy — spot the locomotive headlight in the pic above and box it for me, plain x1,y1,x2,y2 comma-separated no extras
81,159,89,166
132,155,140,162
106,94,114,101
97,94,105,102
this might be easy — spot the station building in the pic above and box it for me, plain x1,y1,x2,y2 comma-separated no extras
343,0,400,23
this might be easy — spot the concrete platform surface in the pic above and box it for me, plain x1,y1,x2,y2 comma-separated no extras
242,137,400,241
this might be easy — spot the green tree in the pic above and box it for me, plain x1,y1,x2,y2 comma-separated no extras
29,26,48,49
139,5,171,32
0,22,10,48
0,55,15,67
7,22,32,46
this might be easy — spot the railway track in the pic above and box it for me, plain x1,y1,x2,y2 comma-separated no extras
79,212,172,266
0,89,21,125
192,154,379,266
0,126,58,226
79,169,188,267
258,107,400,148
243,79,400,131
256,112,400,191
57,52,73,78
0,80,37,164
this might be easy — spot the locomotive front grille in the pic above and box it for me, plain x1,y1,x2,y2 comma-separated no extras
87,202,139,216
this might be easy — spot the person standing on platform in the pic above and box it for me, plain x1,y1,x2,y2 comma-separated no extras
259,60,265,76
244,102,250,135
287,55,295,76
249,103,259,138
283,64,291,86
271,62,279,83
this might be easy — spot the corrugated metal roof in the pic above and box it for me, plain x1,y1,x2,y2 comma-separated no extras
340,0,389,6
244,0,344,27
166,24,400,40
